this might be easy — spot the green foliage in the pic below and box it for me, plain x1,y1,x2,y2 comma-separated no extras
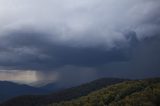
110,83,160,106
1,78,126,106
49,78,160,106
1,78,160,106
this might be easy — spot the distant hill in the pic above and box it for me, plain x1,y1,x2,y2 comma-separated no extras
0,81,48,102
2,78,160,106
49,78,160,106
1,78,127,106
40,82,65,92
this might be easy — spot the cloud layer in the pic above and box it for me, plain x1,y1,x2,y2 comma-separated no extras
0,0,160,86
0,0,160,47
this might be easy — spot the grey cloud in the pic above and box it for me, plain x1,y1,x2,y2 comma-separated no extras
48,66,98,87
0,0,160,86
0,30,131,70
96,36,160,79
0,0,160,47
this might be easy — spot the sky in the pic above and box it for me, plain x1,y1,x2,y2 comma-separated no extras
0,0,160,87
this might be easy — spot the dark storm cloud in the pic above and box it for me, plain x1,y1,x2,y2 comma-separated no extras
0,0,160,85
96,35,160,79
0,30,131,70
37,34,160,87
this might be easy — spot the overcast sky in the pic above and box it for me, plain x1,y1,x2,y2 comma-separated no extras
0,0,160,86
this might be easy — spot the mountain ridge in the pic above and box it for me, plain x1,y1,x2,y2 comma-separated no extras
0,81,49,102
49,78,160,106
1,78,127,106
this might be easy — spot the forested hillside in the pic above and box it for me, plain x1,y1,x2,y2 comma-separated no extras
1,78,126,106
49,78,160,106
1,78,159,106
